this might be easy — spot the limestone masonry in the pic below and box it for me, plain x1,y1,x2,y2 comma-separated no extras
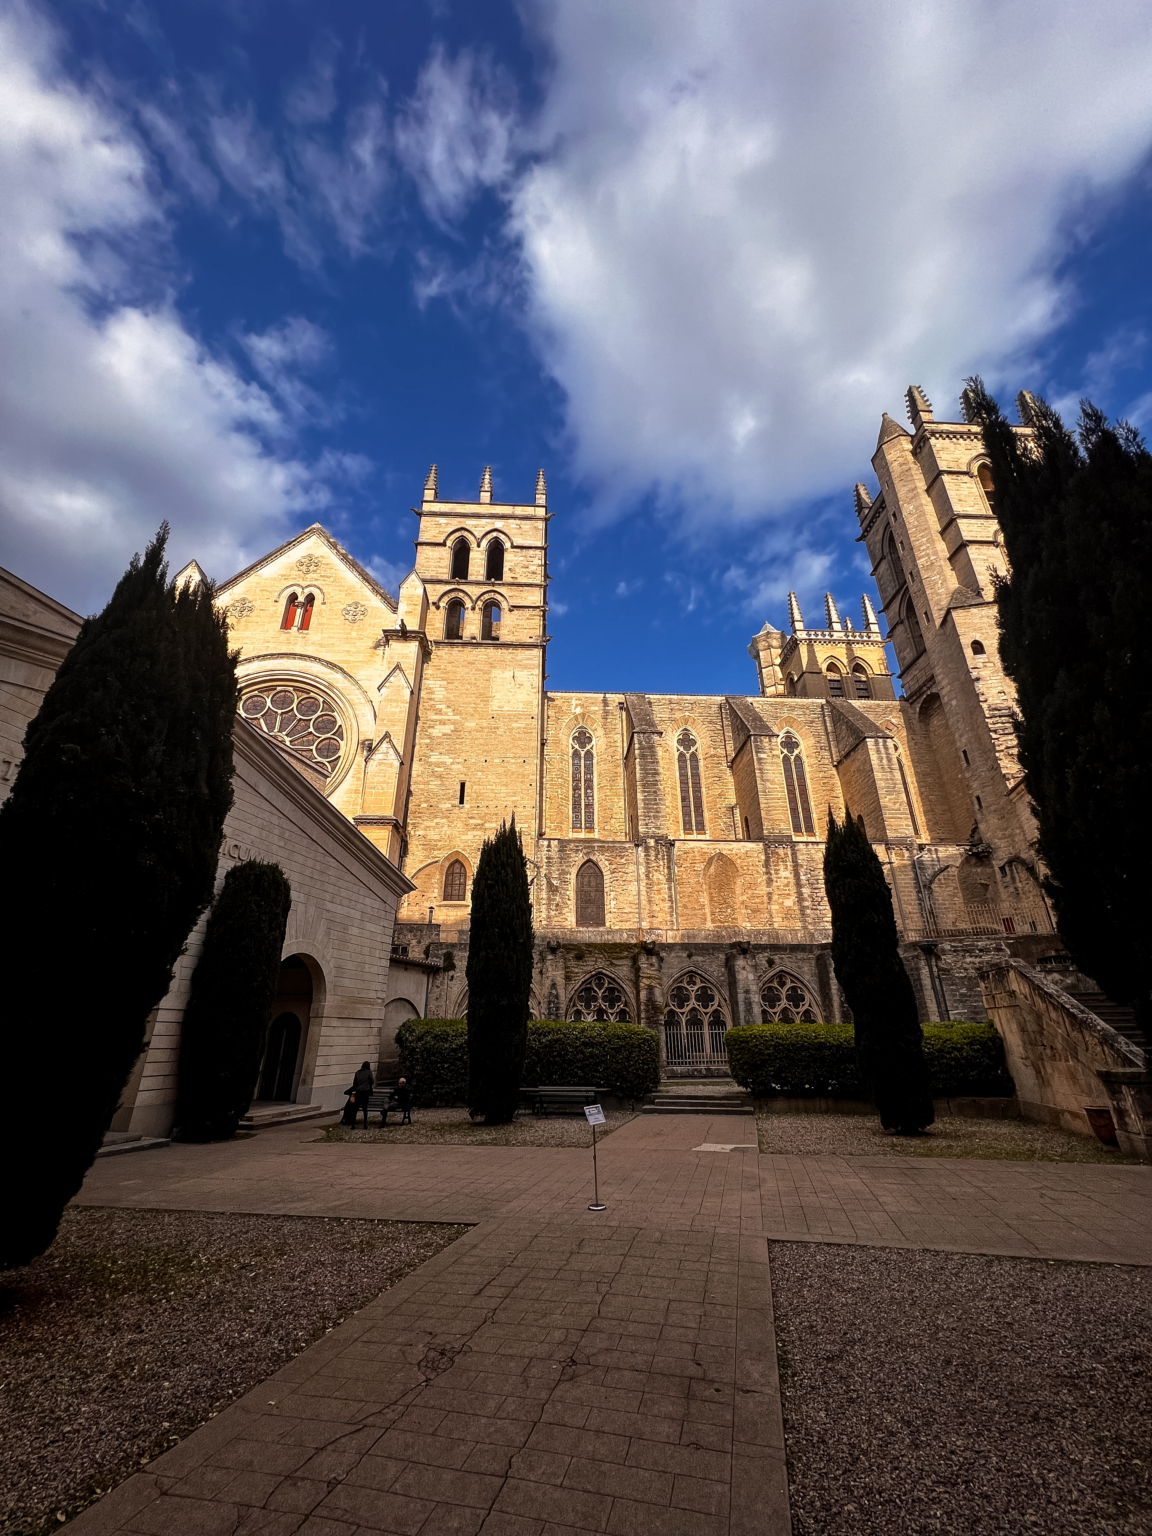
196,388,1059,1076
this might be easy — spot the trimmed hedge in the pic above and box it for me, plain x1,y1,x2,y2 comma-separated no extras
726,1021,1014,1100
396,1018,660,1106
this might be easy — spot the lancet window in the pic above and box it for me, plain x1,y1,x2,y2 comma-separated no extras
575,860,605,927
281,592,299,630
826,664,845,698
444,599,465,640
443,860,467,902
450,539,470,580
485,540,505,580
852,663,871,699
299,593,315,631
759,970,820,1023
481,601,501,641
571,727,595,830
779,732,815,837
676,729,706,834
977,462,998,516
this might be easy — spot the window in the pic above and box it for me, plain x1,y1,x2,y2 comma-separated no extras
299,593,315,632
895,748,920,837
443,860,467,902
676,729,706,834
458,781,466,805
481,601,501,641
779,732,815,837
852,663,872,699
759,969,820,1023
281,592,299,630
971,639,986,656
571,727,595,831
485,540,505,581
744,815,751,841
450,538,470,580
444,599,464,640
961,749,970,767
663,972,729,1067
569,971,631,1021
239,685,345,780
575,860,605,927
826,664,845,698
977,462,998,515
903,594,925,656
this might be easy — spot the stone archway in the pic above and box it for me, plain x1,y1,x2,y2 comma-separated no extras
257,955,313,1102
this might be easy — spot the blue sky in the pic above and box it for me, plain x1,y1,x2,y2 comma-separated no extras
3,0,1152,696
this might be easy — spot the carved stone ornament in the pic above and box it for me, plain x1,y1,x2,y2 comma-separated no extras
295,554,324,575
227,597,255,620
342,601,368,623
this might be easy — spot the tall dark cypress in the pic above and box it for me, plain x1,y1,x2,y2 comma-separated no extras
177,861,293,1142
962,380,1152,1046
823,808,934,1132
466,817,534,1124
0,527,236,1267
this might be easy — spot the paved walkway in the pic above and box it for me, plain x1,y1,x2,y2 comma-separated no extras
68,1115,1150,1535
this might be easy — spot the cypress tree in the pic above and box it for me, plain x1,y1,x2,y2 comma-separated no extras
466,817,533,1124
823,808,934,1132
962,380,1152,1046
0,526,236,1267
177,861,293,1142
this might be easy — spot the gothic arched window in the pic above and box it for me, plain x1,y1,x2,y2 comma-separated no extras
759,969,820,1023
299,593,315,632
676,729,705,834
443,860,467,902
575,860,605,927
902,593,925,657
826,663,845,698
281,592,299,630
852,663,871,699
663,972,729,1067
977,462,998,516
450,538,470,580
571,727,594,831
779,732,815,837
444,599,464,640
569,972,630,1021
481,601,501,641
485,540,505,581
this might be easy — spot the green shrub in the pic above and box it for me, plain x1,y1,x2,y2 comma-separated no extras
396,1018,660,1105
726,1021,1013,1100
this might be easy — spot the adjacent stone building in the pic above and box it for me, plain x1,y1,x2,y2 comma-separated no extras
208,394,1059,1076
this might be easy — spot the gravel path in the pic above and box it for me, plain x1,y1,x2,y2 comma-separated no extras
317,1104,636,1147
756,1112,1136,1162
0,1207,464,1536
771,1242,1152,1536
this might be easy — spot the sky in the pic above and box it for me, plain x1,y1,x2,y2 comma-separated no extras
3,0,1152,696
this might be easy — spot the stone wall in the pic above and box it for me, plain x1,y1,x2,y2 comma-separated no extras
0,565,81,804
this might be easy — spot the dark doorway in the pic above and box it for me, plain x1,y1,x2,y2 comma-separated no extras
256,955,313,1102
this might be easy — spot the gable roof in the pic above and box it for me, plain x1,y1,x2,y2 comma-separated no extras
215,524,398,612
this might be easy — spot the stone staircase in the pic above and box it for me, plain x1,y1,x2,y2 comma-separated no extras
641,1081,754,1117
239,1100,337,1131
1064,990,1144,1051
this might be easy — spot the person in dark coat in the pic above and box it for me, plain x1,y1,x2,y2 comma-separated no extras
352,1061,374,1129
394,1077,413,1124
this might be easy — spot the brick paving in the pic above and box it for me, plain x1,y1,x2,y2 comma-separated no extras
67,1115,1150,1534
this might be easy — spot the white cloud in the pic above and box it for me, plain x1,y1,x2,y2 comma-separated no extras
508,0,1152,523
0,3,337,610
396,47,516,225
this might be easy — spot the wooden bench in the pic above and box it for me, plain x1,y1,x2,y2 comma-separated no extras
342,1082,412,1126
521,1086,605,1117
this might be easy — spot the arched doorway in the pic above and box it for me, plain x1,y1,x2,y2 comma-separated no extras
256,955,313,1102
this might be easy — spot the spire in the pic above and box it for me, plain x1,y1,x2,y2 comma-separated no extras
861,593,881,637
787,591,804,634
876,412,910,449
1016,390,1041,427
905,386,934,430
479,465,493,503
535,468,547,508
853,483,873,521
422,464,438,503
824,593,843,631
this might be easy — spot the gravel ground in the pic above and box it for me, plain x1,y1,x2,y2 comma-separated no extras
756,1112,1136,1162
0,1207,464,1536
317,1104,636,1147
771,1242,1152,1536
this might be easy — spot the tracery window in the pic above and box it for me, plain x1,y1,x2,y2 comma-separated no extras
663,972,728,1067
826,664,845,698
676,729,706,834
281,592,299,630
852,663,871,699
239,685,346,779
571,727,595,831
450,539,470,580
759,970,820,1023
481,601,501,641
444,600,465,640
485,540,505,581
779,732,815,837
569,971,631,1021
443,860,467,902
575,860,605,927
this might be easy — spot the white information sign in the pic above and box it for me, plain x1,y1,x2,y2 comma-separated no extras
583,1103,606,1126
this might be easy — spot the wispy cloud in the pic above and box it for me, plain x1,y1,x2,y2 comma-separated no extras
396,47,517,225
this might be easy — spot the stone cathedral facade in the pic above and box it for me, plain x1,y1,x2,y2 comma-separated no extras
192,388,1056,1079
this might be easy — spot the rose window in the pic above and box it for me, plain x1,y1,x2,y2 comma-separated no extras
663,971,728,1065
239,685,346,779
759,970,820,1023
568,972,631,1022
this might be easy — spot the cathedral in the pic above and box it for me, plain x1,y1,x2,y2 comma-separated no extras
189,387,1057,1079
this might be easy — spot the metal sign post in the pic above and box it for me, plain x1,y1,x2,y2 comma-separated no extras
584,1103,607,1211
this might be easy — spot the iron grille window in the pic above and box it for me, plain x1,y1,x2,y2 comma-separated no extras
759,970,820,1022
663,972,728,1067
676,729,706,834
779,732,815,836
571,727,595,830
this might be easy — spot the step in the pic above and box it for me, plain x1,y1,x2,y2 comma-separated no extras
1065,991,1144,1044
239,1102,338,1130
641,1103,754,1116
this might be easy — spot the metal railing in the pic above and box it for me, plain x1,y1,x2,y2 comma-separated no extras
663,1019,730,1069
